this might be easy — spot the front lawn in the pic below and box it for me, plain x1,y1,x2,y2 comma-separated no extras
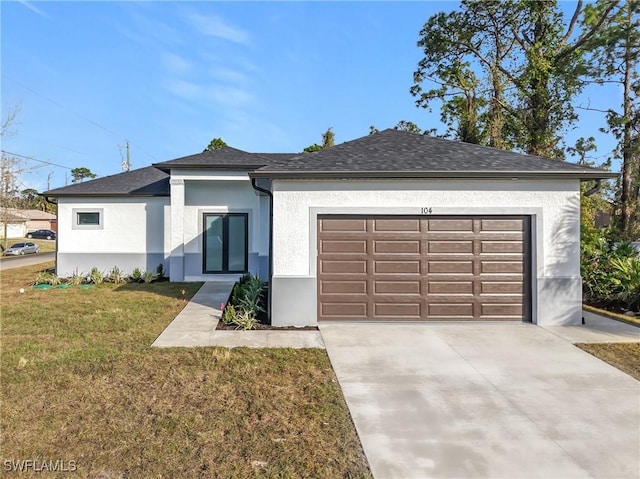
1,263,371,478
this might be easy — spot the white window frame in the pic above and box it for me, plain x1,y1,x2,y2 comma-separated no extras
72,208,104,230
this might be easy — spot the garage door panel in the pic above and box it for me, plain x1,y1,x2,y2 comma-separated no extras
481,281,523,294
481,261,523,274
318,216,528,321
374,260,421,274
320,260,367,274
480,219,524,231
374,240,421,254
428,261,474,274
481,241,523,253
428,240,474,254
320,218,367,232
374,302,422,318
428,219,474,232
320,240,368,254
428,281,474,295
373,219,420,232
374,280,421,295
321,302,368,318
481,303,523,317
428,303,474,318
321,280,367,294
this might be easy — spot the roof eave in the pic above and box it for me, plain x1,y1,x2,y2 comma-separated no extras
41,192,170,198
250,170,619,180
153,164,264,173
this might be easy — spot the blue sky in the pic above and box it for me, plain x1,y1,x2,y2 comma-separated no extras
1,1,619,191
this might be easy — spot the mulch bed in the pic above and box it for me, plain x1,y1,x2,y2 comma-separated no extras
216,322,318,331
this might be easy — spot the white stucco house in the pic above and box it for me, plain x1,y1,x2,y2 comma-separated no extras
44,129,615,326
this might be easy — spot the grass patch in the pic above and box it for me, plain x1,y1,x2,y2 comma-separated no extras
583,304,640,327
1,263,371,478
576,343,640,381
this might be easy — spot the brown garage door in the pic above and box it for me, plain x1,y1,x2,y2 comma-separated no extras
317,215,529,321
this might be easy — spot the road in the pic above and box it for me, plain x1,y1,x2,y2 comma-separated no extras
0,252,55,271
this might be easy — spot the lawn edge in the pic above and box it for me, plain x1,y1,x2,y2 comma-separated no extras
583,304,640,328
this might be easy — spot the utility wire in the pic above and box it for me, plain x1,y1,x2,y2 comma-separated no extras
2,74,158,161
1,150,72,170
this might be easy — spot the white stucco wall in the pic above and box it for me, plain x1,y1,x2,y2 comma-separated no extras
270,178,582,326
56,196,168,276
169,170,268,281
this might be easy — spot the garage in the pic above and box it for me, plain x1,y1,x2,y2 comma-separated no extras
318,215,530,321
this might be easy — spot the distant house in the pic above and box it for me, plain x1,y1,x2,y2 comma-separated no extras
20,209,57,232
44,129,616,327
0,210,27,239
0,208,57,235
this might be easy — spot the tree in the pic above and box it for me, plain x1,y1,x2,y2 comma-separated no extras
71,167,97,183
567,137,613,235
20,188,40,209
587,0,640,240
411,0,619,158
0,105,27,249
204,137,228,152
303,127,335,153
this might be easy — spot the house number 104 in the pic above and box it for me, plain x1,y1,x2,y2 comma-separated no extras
421,207,433,214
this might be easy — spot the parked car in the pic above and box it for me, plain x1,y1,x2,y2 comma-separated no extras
3,242,39,256
26,229,56,240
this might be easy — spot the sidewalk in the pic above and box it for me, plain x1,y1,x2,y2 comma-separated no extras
151,282,325,349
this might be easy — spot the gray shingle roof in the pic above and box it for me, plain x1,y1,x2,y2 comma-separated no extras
43,166,169,197
43,129,616,197
153,147,296,170
252,129,617,179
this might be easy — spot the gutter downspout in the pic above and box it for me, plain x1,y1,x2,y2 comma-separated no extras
251,178,273,324
584,179,602,197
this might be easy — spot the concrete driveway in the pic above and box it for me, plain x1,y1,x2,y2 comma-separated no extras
320,322,639,479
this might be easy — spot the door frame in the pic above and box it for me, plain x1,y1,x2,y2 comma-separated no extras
202,212,249,274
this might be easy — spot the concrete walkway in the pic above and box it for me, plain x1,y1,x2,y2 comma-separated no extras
151,282,324,349
544,309,639,343
320,321,639,479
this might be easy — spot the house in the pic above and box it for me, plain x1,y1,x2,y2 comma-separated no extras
0,208,57,237
20,209,57,232
0,209,27,239
43,129,616,327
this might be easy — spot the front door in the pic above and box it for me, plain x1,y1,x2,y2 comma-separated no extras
203,213,248,274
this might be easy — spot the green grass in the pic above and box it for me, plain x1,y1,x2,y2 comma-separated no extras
1,263,371,478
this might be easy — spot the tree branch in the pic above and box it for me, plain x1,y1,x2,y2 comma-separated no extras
556,0,621,61
559,0,583,46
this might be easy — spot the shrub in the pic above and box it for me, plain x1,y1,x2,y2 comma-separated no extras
108,266,127,284
610,257,640,311
221,304,237,325
142,270,156,284
131,268,142,282
34,271,60,286
156,263,165,278
582,232,640,310
66,273,84,286
230,308,258,331
221,273,265,330
232,274,264,316
89,267,105,285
